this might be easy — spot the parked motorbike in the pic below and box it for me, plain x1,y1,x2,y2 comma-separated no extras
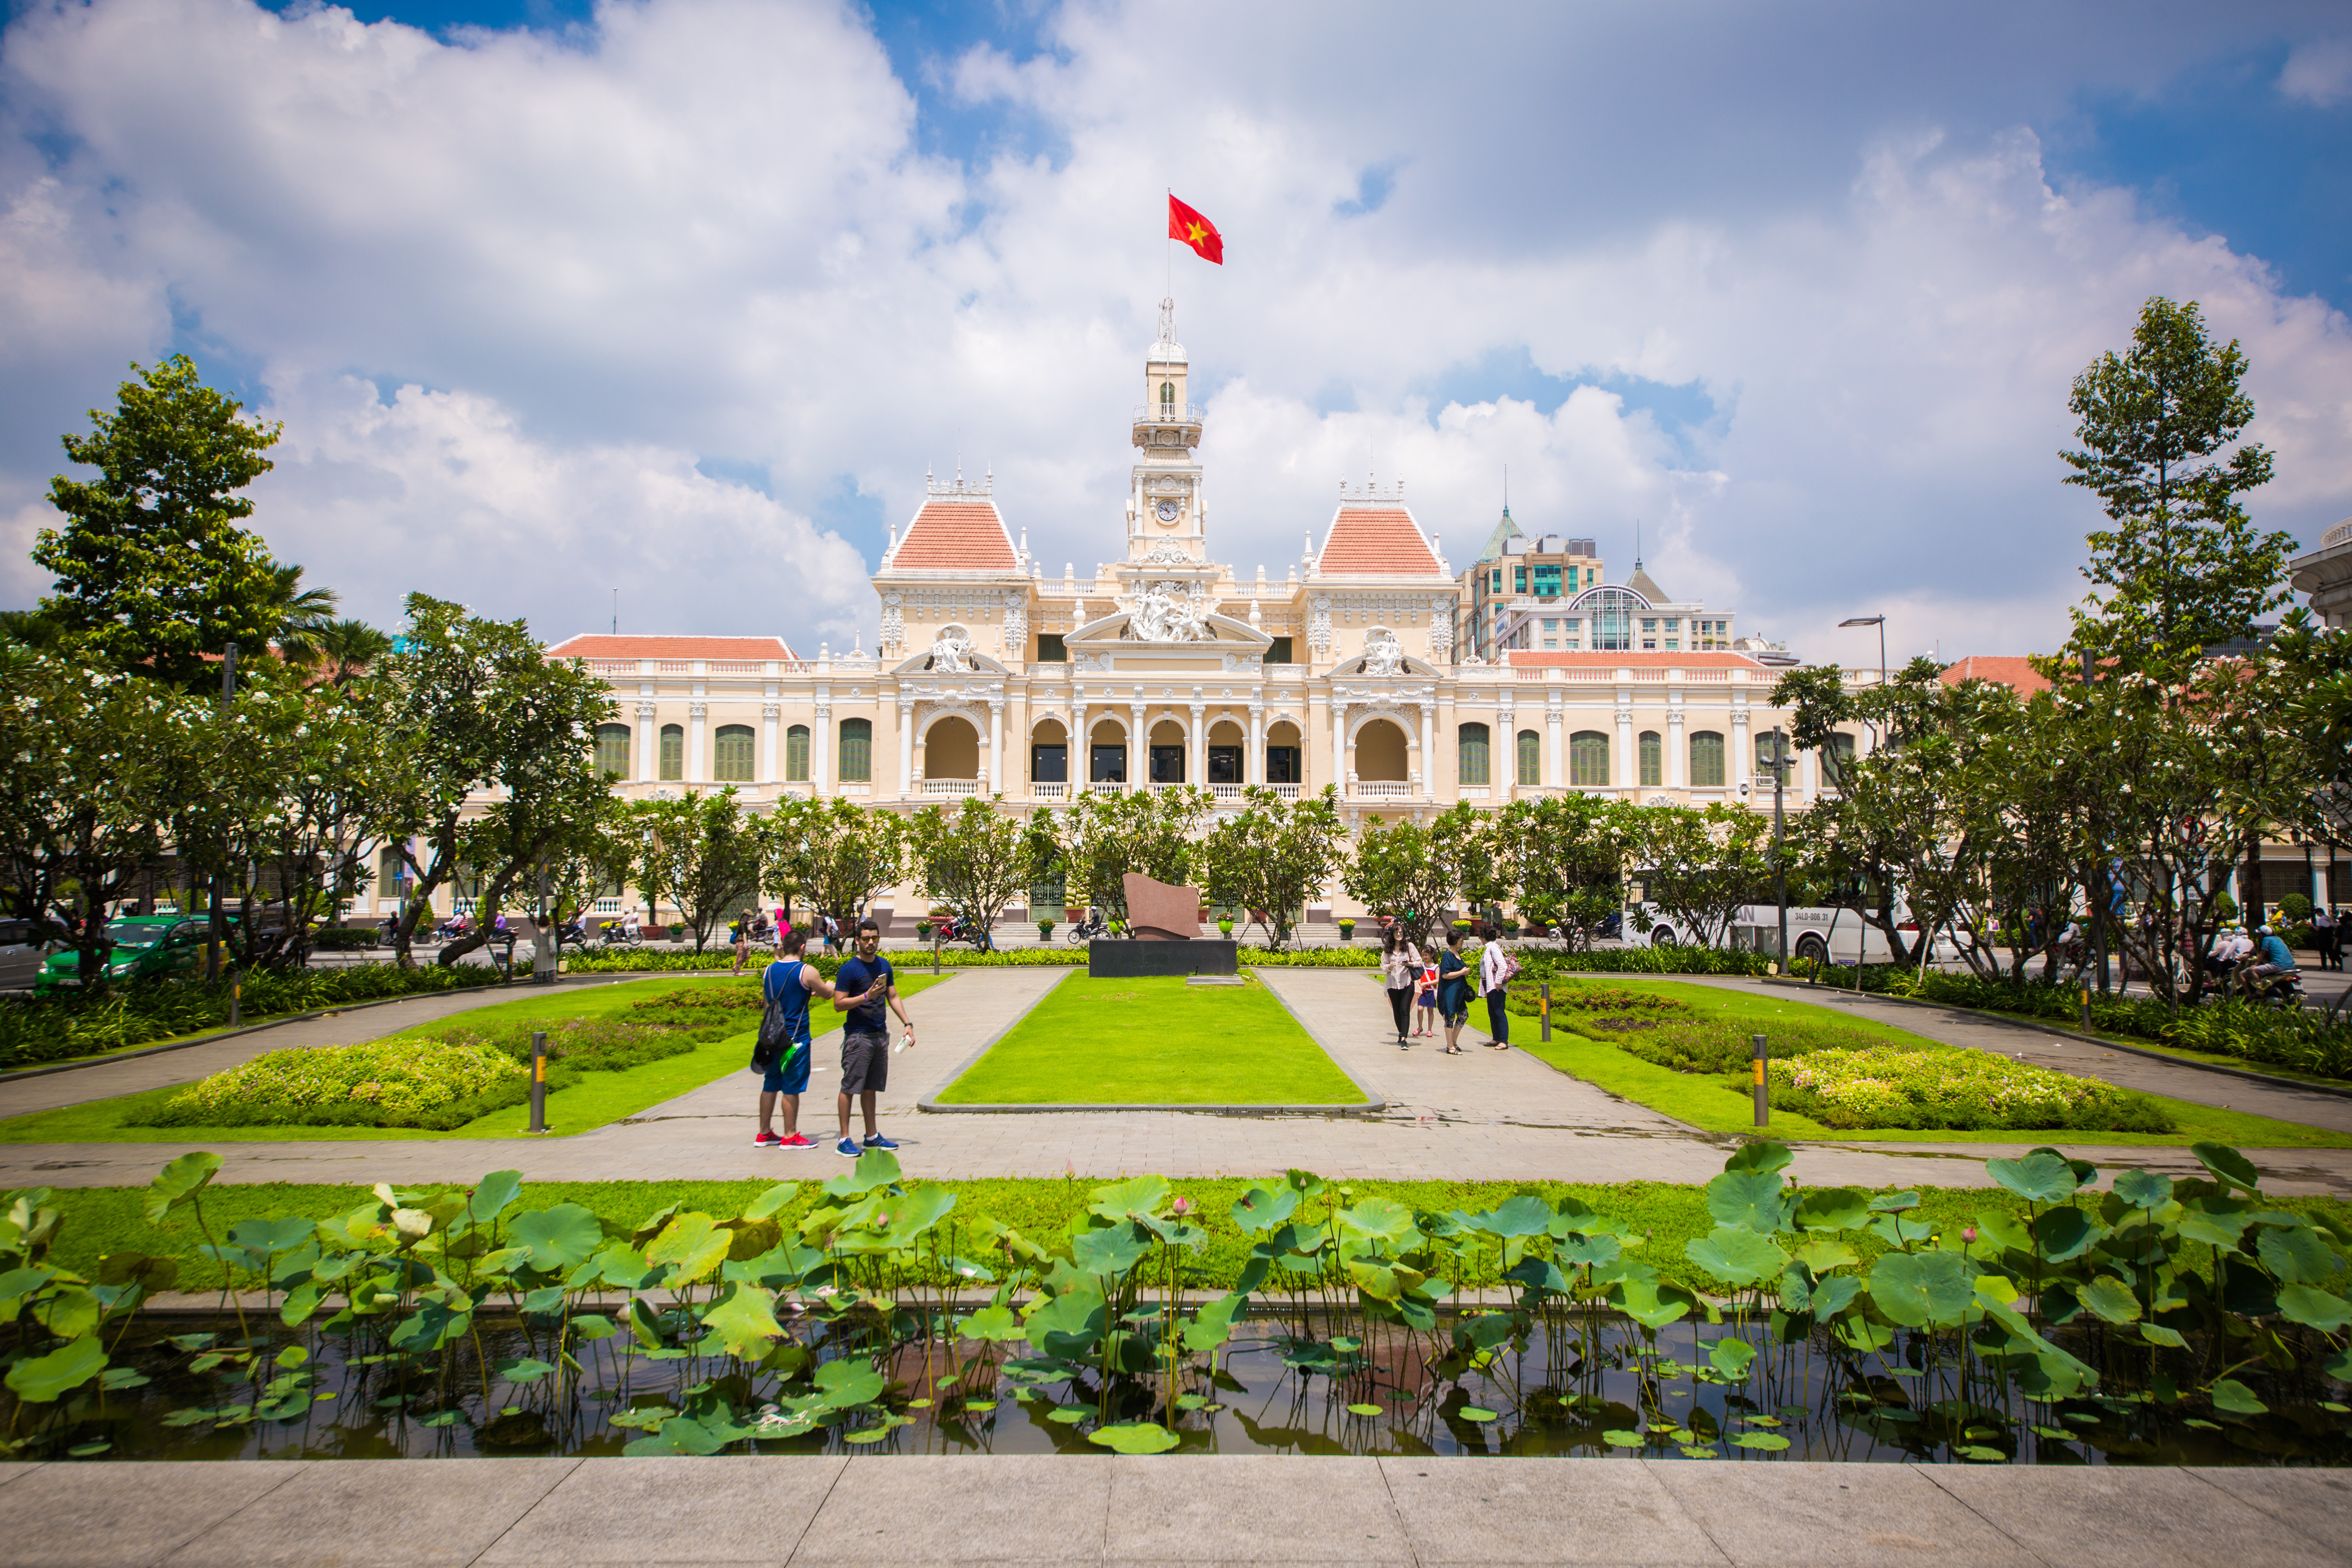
1063,911,1110,944
941,913,994,951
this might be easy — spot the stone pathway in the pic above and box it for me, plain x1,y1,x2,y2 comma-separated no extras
5,1453,2347,1568
9,964,2352,1195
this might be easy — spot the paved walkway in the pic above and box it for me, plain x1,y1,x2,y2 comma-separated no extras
4,1454,2347,1568
10,966,2352,1195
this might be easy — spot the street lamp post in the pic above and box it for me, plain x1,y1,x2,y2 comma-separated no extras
1838,615,1887,689
1766,727,1791,972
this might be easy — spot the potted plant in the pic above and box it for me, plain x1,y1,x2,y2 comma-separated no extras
1216,915,1234,937
666,922,685,940
1337,918,1356,941
1038,918,1055,941
915,920,932,942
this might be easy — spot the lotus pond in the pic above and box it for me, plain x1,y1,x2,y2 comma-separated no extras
5,1142,2352,1465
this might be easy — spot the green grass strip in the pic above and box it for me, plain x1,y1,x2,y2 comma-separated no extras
934,971,1362,1105
0,974,947,1144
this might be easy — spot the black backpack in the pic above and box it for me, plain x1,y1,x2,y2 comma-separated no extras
752,961,802,1071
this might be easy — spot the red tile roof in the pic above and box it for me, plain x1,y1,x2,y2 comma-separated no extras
1940,655,2050,695
1503,651,1766,669
892,498,1019,571
1318,505,1442,576
546,635,799,661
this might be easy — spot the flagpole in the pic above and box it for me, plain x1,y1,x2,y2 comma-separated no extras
1165,186,1172,303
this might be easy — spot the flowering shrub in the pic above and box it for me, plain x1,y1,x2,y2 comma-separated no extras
136,1040,525,1129
1765,1045,2173,1132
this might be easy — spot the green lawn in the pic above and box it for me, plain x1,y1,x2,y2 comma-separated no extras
933,971,1363,1106
1480,980,2352,1149
0,974,946,1143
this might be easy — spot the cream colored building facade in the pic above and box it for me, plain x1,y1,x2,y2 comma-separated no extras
509,305,1881,925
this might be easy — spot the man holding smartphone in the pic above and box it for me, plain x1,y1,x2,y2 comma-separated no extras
830,916,915,1157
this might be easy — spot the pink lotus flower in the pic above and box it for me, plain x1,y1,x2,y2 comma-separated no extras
1171,1197,1192,1216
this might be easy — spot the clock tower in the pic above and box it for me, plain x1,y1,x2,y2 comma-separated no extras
1126,297,1207,568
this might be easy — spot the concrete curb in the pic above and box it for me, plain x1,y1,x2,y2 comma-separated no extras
1757,975,2352,1101
919,967,1387,1117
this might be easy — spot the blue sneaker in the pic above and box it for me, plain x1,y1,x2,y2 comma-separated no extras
862,1134,899,1150
835,1137,861,1158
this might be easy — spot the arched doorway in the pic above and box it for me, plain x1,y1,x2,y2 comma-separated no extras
1265,720,1303,784
1088,717,1129,783
924,716,980,780
1030,717,1068,785
1148,718,1187,783
1355,719,1409,782
1206,718,1245,785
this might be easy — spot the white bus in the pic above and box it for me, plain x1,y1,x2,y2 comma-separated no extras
1627,898,1961,966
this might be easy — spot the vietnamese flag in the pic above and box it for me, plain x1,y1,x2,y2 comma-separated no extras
1168,194,1223,264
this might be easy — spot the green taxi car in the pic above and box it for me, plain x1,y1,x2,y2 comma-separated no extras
34,916,224,993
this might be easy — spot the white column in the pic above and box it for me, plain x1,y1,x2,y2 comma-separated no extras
1332,699,1350,794
1730,703,1751,795
761,703,779,783
1418,706,1435,797
1128,703,1146,787
1546,709,1563,788
688,701,708,783
1247,705,1264,786
811,701,831,796
1615,701,1636,790
1666,700,1686,789
1499,704,1515,793
636,700,657,783
987,699,1005,794
1801,744,1817,804
897,699,915,798
1188,704,1205,784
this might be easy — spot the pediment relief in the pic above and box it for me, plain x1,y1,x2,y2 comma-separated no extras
1065,611,1272,651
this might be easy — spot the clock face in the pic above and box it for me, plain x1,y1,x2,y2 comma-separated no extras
1155,498,1182,524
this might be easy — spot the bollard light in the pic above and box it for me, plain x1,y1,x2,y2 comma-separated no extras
1539,982,1551,1043
1751,1032,1769,1128
529,1030,548,1134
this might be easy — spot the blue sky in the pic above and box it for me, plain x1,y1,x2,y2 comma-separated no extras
5,0,2348,660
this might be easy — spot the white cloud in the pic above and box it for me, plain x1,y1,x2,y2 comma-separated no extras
0,0,2347,670
2281,36,2352,106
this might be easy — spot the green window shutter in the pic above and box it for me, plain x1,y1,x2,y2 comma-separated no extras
1689,732,1725,788
1570,731,1609,787
595,723,630,778
1517,730,1541,786
839,718,873,783
1457,722,1490,785
785,725,810,782
714,725,755,782
659,725,684,781
1639,730,1662,787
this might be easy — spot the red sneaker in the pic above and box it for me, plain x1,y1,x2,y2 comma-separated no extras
779,1133,816,1150
753,1131,783,1148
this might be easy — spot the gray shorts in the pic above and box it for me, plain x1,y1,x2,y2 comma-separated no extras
840,1030,889,1095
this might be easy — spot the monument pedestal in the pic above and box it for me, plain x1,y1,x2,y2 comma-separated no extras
1088,939,1239,978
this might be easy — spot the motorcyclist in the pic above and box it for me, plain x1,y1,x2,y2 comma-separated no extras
2244,925,2300,989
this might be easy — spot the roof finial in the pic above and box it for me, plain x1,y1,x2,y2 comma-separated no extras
1634,517,1642,568
1158,297,1175,344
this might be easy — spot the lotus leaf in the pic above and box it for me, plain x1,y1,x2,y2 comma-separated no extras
714,1217,782,1262
628,1296,667,1350
495,1356,556,1385
2076,1275,2142,1324
1026,1291,1108,1359
1730,1431,1790,1450
1778,1266,1812,1314
499,1205,603,1272
2111,1169,2173,1209
1970,1208,2031,1256
1741,1415,1781,1427
1706,1337,1758,1380
1087,1175,1171,1221
1181,1292,1246,1354
1723,1139,1793,1174
2138,1323,2188,1347
2191,1142,2261,1195
1704,1169,1784,1233
2032,1207,2101,1263
454,1169,523,1232
1557,1233,1621,1270
390,1208,434,1246
1231,1185,1299,1234
1089,1420,1182,1452
4,1333,105,1403
646,1213,731,1285
1984,1151,2078,1205
1549,1197,1600,1235
699,1283,785,1358
1502,1258,1570,1296
227,1216,316,1258
2258,1225,2341,1284
812,1357,885,1408
743,1182,800,1221
2177,1196,2252,1248
1047,1405,1089,1424
2210,1378,2268,1416
1790,1187,1869,1232
1466,1194,1553,1238
1610,1277,1696,1330
1452,1406,1496,1422
1868,1251,1976,1329
2278,1283,2352,1332
1338,1195,1421,1245
143,1150,223,1223
1602,1429,1647,1447
1284,1168,1326,1196
1790,1237,1858,1276
1682,1227,1786,1289
960,1303,1028,1343
1071,1223,1153,1279
624,1415,734,1455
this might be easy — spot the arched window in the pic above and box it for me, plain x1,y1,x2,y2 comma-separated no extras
1517,729,1541,786
785,725,810,782
713,725,754,782
1638,730,1662,787
659,724,684,781
1824,732,1857,785
1689,730,1726,788
594,723,630,779
1457,722,1491,785
1160,380,1175,413
838,717,873,783
1570,730,1610,787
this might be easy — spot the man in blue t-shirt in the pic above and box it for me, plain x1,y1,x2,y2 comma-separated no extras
753,928,856,1151
830,915,916,1158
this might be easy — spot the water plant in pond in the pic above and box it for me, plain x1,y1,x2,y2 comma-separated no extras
3,1140,2350,1462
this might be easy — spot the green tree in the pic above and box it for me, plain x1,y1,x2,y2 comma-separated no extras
1196,785,1349,948
373,594,616,967
908,796,1032,941
631,790,764,953
32,355,291,688
763,796,908,931
1495,793,1629,949
1341,812,1472,949
2061,297,2292,672
1033,787,1213,927
1622,802,1772,950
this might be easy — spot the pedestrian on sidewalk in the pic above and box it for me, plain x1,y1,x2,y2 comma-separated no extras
1436,928,1472,1054
2316,905,2341,972
730,911,752,975
831,916,916,1158
1414,958,1437,1037
751,928,853,1150
1478,922,1518,1048
1380,922,1423,1050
